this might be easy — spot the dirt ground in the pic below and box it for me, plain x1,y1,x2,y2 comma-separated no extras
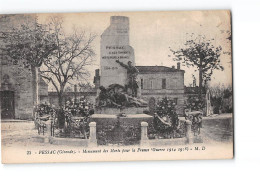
201,113,233,143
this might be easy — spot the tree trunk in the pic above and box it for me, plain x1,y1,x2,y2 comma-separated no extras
58,91,64,109
199,66,203,99
57,91,65,129
31,65,39,108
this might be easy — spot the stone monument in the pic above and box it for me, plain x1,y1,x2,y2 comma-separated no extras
96,16,148,112
91,16,152,145
100,16,135,87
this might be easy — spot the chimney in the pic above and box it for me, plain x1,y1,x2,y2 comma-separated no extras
177,62,180,70
94,69,100,89
95,69,100,77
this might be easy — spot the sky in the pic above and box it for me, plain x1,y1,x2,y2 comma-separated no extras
37,10,232,89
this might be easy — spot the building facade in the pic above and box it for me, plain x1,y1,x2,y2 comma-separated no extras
136,65,185,115
0,14,48,119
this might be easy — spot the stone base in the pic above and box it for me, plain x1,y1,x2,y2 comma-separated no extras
95,107,149,115
90,113,153,126
19,113,33,120
90,113,153,145
88,139,98,147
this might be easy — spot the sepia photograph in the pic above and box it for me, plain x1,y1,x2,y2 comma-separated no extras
0,10,233,163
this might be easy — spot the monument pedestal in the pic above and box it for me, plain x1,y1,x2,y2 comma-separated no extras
95,107,149,115
90,113,153,126
90,113,153,145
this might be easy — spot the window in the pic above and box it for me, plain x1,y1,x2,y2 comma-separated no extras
1,55,8,65
174,98,178,105
150,80,153,89
162,78,166,89
141,79,143,89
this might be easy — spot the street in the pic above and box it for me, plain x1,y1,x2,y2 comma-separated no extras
1,121,47,148
201,113,233,143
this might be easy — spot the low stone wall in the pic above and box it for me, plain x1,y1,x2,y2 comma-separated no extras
37,121,97,147
38,117,195,147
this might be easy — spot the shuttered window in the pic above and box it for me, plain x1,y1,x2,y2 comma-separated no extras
162,78,166,89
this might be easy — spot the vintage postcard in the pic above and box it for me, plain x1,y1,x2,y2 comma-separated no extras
0,10,233,164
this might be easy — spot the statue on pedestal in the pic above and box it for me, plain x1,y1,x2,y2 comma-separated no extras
96,84,147,108
115,59,139,97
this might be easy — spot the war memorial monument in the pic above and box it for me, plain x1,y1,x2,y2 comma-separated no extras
90,16,152,145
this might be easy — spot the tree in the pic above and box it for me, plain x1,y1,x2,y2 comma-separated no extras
40,16,96,109
209,84,232,114
1,17,56,106
169,35,224,97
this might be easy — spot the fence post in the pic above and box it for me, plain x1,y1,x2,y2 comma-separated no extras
44,120,52,143
140,122,148,145
89,122,97,147
185,120,193,144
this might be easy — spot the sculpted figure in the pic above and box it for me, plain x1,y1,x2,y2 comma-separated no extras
115,59,139,97
96,84,147,108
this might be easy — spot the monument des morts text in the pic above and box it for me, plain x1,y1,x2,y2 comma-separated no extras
100,16,135,87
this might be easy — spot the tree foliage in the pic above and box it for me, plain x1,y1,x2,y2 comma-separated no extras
209,84,232,113
1,19,57,69
169,35,224,96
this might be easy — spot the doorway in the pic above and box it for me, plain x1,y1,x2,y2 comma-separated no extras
1,91,15,119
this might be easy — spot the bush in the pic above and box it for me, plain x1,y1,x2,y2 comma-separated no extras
210,85,233,114
185,97,205,111
152,97,179,135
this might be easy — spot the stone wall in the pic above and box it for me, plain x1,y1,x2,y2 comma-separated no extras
39,77,49,104
0,14,39,119
0,15,37,119
0,57,34,119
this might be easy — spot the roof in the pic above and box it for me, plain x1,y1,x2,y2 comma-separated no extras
136,66,184,73
184,86,206,94
48,90,97,96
